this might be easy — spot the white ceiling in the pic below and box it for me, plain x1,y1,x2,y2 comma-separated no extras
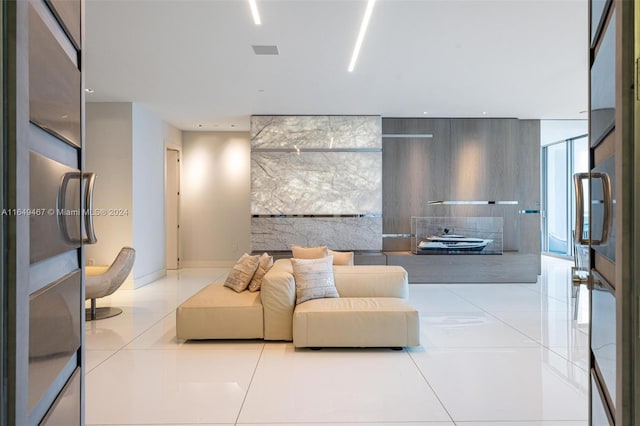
85,0,588,132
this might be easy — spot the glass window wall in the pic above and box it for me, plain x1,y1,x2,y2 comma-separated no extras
542,135,589,257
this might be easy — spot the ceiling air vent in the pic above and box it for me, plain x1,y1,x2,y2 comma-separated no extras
252,45,279,55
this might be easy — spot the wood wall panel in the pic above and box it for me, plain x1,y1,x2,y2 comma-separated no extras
386,252,539,283
518,120,542,265
382,117,541,258
382,119,450,251
448,118,519,201
446,119,521,250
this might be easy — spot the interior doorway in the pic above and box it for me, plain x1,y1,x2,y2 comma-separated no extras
166,148,180,269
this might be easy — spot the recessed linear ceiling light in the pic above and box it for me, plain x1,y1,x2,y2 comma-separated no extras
249,0,261,25
348,0,376,73
252,45,279,55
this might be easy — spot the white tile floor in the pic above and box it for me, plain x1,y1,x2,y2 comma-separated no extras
85,256,589,426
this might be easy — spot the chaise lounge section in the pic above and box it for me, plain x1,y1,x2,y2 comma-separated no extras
176,284,263,340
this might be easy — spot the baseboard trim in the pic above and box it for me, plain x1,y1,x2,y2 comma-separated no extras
179,260,235,268
133,269,166,289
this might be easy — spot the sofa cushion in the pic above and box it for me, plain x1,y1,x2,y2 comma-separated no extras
333,265,408,299
290,256,339,304
224,253,260,292
260,259,296,340
176,284,263,340
328,249,354,266
292,297,420,347
260,259,410,342
248,252,274,292
291,245,328,259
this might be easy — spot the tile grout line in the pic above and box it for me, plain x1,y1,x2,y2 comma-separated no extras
414,285,547,352
519,279,584,305
86,269,231,373
86,305,179,375
404,349,457,425
115,269,226,349
474,310,588,373
427,285,589,373
234,342,266,426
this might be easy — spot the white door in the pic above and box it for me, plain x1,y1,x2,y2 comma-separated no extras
166,149,180,269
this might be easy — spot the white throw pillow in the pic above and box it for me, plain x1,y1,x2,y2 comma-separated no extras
248,252,274,292
328,249,354,266
224,253,260,292
291,244,328,259
291,256,339,304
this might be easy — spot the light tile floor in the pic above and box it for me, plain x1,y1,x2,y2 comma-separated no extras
85,256,589,426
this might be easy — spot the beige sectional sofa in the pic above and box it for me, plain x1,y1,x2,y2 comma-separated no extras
177,259,420,348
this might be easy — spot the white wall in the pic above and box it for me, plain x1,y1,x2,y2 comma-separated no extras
131,104,171,286
540,119,588,146
181,132,251,266
85,103,134,280
86,102,182,288
164,122,182,148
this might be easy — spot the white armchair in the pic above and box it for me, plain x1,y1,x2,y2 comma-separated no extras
85,247,136,321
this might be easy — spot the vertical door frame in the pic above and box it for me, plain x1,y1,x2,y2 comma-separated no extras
0,0,5,422
4,0,31,423
633,1,640,422
615,1,637,423
165,145,181,270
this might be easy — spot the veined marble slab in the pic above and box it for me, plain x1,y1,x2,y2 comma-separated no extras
251,151,382,214
251,116,381,149
251,217,382,251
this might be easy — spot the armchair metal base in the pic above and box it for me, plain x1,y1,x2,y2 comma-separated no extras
85,298,123,321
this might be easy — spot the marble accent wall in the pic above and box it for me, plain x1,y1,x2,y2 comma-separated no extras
250,115,382,251
251,116,381,149
251,152,381,214
251,217,382,251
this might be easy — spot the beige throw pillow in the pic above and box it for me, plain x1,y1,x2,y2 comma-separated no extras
291,245,328,259
224,253,260,292
248,252,274,292
291,256,339,304
328,249,354,266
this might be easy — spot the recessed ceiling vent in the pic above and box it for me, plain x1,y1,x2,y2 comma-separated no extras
252,45,279,55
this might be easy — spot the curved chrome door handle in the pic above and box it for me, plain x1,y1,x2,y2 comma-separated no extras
57,171,81,244
83,172,98,244
57,172,98,244
591,172,613,246
573,173,589,245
